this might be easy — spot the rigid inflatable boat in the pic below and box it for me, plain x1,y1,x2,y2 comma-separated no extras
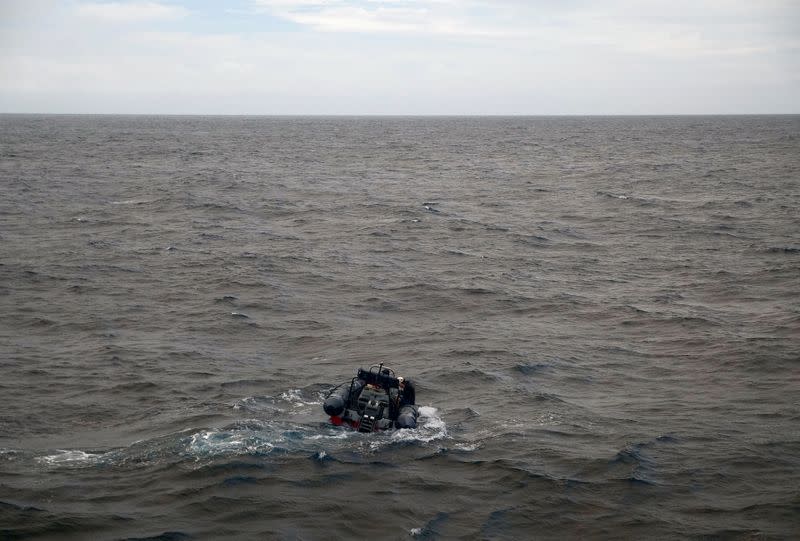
323,364,419,432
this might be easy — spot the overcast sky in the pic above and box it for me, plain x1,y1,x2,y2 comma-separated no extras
0,0,798,114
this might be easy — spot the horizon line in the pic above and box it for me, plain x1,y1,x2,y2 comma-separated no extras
2,112,799,117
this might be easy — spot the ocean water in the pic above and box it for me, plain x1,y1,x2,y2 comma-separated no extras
0,114,798,540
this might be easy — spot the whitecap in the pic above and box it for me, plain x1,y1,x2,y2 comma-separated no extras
453,442,480,452
280,388,322,407
37,449,104,466
110,198,154,205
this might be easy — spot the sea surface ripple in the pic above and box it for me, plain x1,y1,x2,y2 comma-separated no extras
1,115,799,540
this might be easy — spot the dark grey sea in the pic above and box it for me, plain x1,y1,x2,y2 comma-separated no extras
1,115,799,540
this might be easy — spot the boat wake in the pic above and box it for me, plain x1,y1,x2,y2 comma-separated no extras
27,389,449,469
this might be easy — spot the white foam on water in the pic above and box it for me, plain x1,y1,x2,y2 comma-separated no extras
231,396,255,411
533,412,559,425
280,388,321,407
185,405,448,459
184,416,358,459
37,449,104,466
110,198,155,205
231,396,281,413
307,431,352,441
369,406,448,450
453,442,480,452
33,405,449,468
187,428,275,458
232,388,324,414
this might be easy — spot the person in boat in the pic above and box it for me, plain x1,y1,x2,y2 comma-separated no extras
323,364,419,432
397,376,415,407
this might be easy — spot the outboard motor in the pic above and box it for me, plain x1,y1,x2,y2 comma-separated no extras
355,385,391,433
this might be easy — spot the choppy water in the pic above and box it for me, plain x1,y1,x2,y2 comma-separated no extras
1,115,798,540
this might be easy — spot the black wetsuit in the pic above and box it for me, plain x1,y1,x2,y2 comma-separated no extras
400,380,416,407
